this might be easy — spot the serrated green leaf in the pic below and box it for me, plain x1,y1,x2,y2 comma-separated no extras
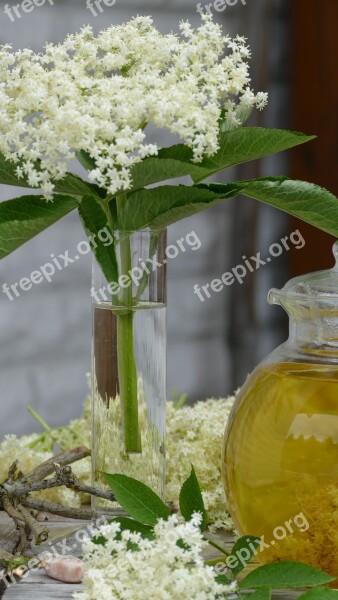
206,178,338,238
192,128,315,183
125,128,314,192
120,176,338,238
127,155,204,190
239,562,335,590
109,517,155,540
298,587,338,600
0,152,99,197
103,473,170,526
179,466,208,530
0,194,77,259
120,183,242,231
228,536,261,577
78,195,118,284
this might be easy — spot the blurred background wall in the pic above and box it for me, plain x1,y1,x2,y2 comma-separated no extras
0,0,336,437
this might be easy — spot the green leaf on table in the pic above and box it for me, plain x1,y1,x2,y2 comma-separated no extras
78,195,118,284
103,473,170,526
0,152,99,197
125,128,314,191
298,588,338,600
239,562,335,590
0,194,77,259
110,517,155,540
238,587,271,600
179,466,208,530
228,536,261,577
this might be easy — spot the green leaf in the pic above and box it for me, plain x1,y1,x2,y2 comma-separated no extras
75,150,97,173
179,466,208,530
121,176,338,238
0,194,77,259
298,588,338,600
207,177,338,238
215,574,232,585
102,473,170,526
109,517,155,540
91,534,107,546
228,536,261,577
239,562,335,590
191,128,316,183
127,154,206,190
238,588,271,600
120,183,242,231
0,152,99,197
125,128,314,191
77,195,118,284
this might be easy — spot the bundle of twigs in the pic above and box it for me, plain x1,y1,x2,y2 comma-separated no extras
0,446,114,564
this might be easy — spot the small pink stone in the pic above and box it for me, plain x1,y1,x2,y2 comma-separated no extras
43,554,84,583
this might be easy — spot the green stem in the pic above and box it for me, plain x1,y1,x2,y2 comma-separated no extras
204,536,231,557
27,406,52,433
115,194,141,454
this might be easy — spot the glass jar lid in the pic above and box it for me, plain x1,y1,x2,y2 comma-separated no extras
269,241,338,304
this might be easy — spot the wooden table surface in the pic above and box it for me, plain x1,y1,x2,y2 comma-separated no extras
1,519,301,599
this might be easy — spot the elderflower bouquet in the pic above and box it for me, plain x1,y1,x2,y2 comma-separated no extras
1,15,338,459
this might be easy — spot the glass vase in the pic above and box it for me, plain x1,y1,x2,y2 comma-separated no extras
91,229,167,515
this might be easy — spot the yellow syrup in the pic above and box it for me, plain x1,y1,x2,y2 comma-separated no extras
223,362,338,578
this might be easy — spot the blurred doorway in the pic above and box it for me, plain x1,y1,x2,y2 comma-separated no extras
290,0,338,275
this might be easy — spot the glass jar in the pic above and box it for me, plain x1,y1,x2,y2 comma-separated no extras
223,242,338,580
91,229,167,515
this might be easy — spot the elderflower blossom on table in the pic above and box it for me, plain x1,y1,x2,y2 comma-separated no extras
73,514,238,600
0,16,267,200
0,394,236,528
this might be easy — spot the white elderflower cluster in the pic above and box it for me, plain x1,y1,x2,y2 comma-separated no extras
74,514,238,600
0,16,267,200
0,409,91,507
0,393,236,527
166,397,236,532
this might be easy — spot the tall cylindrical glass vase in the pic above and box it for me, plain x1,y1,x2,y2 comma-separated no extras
91,229,167,514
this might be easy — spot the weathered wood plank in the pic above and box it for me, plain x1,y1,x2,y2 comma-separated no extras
0,513,20,555
4,580,83,599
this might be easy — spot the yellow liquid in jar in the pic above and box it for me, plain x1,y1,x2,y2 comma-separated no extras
223,362,338,578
